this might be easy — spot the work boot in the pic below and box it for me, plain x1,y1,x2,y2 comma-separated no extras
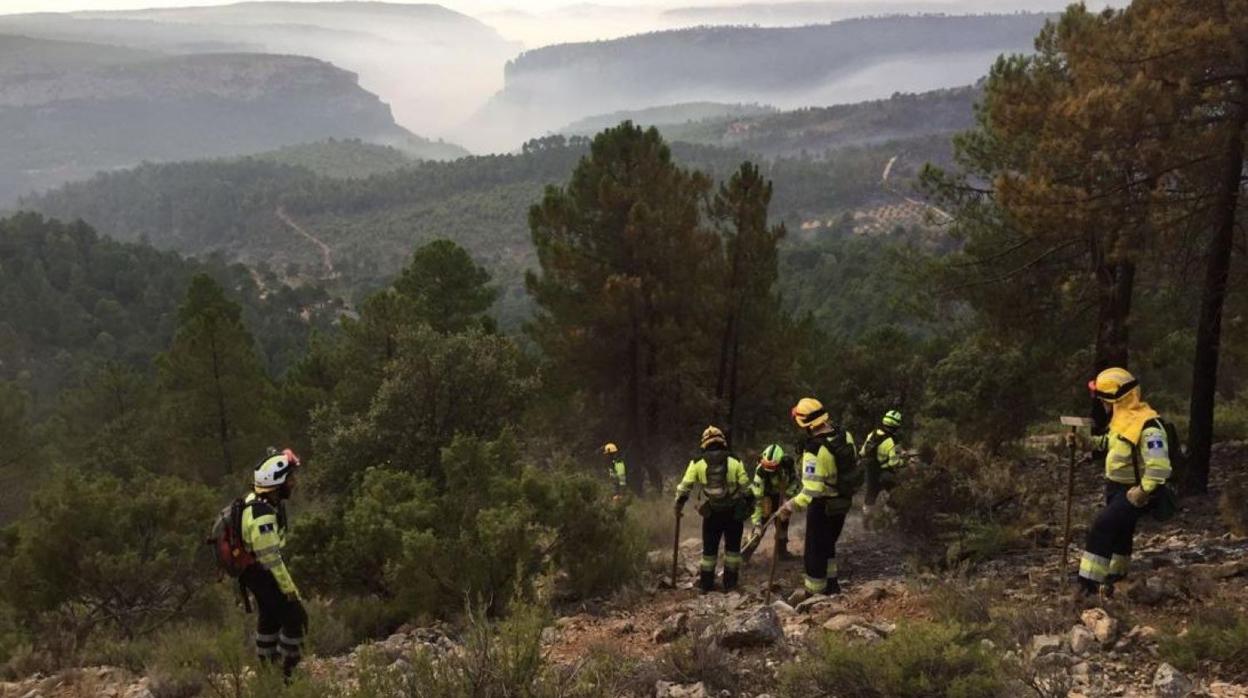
722,568,739,591
1070,578,1099,606
826,578,842,595
698,570,715,594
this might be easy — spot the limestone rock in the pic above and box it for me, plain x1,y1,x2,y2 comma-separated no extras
1152,663,1193,698
1069,625,1097,656
717,607,784,649
1029,634,1065,659
655,680,709,698
1080,607,1119,645
822,614,868,632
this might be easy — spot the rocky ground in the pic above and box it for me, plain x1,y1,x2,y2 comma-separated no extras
4,444,1246,698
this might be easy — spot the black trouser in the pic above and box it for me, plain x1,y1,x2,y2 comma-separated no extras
241,566,307,676
1079,482,1145,590
864,468,899,505
700,507,744,591
761,493,792,548
804,498,849,594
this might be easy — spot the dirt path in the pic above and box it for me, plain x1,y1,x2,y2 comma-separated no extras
881,153,953,221
276,206,335,277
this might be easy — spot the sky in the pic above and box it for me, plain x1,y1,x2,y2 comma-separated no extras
0,0,1089,16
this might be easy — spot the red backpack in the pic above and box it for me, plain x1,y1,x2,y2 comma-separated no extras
209,498,256,577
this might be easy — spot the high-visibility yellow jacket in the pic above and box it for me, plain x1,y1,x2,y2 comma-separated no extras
242,492,298,596
861,428,902,470
1092,420,1171,492
676,450,749,506
608,457,627,488
750,457,799,524
794,430,855,509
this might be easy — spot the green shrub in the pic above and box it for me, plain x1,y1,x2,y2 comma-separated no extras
0,469,217,663
890,442,1050,567
1160,611,1248,675
780,620,1004,698
1213,399,1248,441
305,595,407,657
292,433,643,623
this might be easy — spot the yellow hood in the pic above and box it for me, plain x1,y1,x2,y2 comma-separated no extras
1107,386,1159,445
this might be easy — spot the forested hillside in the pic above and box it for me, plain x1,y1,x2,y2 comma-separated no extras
19,134,942,327
0,35,411,204
660,87,978,159
560,102,778,136
0,213,341,404
471,13,1046,149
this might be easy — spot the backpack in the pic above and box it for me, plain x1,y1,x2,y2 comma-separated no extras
209,498,256,578
1133,418,1182,522
826,427,863,496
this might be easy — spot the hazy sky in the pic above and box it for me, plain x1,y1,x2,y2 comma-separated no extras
0,0,1090,15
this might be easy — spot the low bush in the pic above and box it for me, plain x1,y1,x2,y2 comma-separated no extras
657,636,734,692
1159,611,1248,677
890,442,1054,567
1220,473,1248,537
0,469,217,665
780,620,1005,698
291,432,644,622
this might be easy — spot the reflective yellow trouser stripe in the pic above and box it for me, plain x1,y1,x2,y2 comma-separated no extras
700,555,717,571
804,575,827,593
724,552,742,569
1079,552,1110,583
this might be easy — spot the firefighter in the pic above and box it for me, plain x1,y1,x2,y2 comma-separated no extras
1069,368,1172,598
241,449,307,679
602,442,627,495
862,409,904,517
750,444,799,558
778,398,860,598
675,426,752,592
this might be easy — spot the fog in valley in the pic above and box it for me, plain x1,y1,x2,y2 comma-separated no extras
0,0,1123,200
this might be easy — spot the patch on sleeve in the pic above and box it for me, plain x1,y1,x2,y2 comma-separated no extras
1145,435,1166,457
258,523,276,534
803,455,817,477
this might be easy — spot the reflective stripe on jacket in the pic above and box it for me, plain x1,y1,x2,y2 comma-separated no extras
676,453,749,500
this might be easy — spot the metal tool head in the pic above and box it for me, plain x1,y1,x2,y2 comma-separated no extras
1060,416,1094,427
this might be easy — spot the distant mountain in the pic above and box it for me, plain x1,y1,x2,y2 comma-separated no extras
658,87,979,159
662,1,1091,25
560,102,778,136
0,34,413,204
0,2,521,138
467,13,1045,151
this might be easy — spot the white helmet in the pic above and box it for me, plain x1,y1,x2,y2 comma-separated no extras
254,449,299,492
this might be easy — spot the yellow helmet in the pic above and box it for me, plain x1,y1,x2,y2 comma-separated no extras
700,425,726,449
1089,367,1139,403
602,442,618,455
791,397,829,429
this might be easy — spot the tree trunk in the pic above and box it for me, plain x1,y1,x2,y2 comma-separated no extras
626,312,647,495
1089,246,1135,471
1185,105,1246,495
209,326,233,477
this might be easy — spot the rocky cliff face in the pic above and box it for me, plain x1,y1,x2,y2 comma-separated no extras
0,36,409,204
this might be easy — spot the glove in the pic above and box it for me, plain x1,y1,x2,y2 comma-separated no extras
777,499,794,522
862,503,875,518
674,494,688,514
1127,486,1151,508
285,588,302,603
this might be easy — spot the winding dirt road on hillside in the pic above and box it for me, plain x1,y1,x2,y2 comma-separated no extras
276,206,335,277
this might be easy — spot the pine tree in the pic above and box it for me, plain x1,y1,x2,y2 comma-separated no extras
709,162,794,444
156,274,276,479
394,239,499,334
526,123,722,488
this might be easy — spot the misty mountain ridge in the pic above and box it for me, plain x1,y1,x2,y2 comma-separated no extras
467,12,1047,152
0,33,417,205
662,0,1115,25
0,1,520,136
